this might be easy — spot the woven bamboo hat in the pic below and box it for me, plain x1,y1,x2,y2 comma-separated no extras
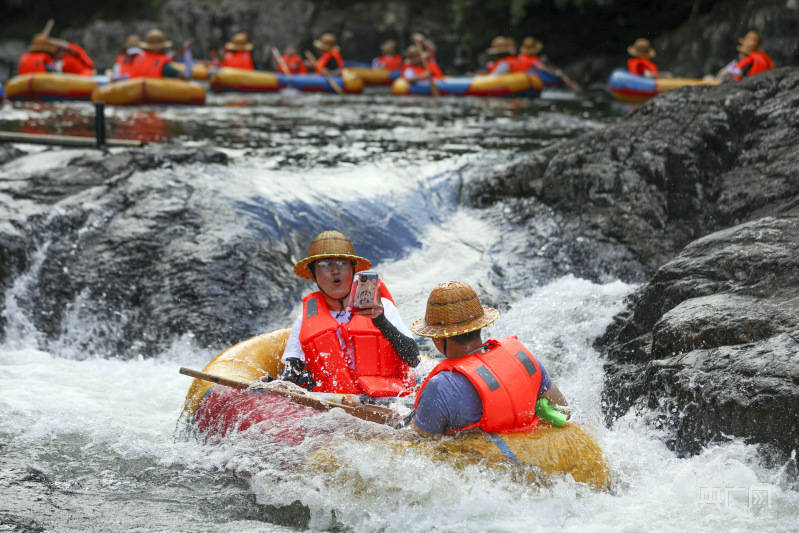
520,37,543,55
140,29,172,51
293,230,371,280
737,31,761,53
314,33,338,52
487,36,512,55
29,33,56,54
411,281,499,338
381,40,398,54
627,38,655,58
226,32,253,52
122,34,141,51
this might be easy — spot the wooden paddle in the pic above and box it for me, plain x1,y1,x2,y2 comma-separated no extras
541,60,581,92
303,50,344,94
271,47,292,80
179,367,399,425
414,35,439,98
41,19,55,37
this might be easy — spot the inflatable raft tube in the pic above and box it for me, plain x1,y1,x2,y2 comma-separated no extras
306,422,611,490
4,73,103,101
91,78,206,105
209,67,364,94
182,330,611,489
343,67,401,85
169,62,210,80
608,68,720,103
392,72,542,97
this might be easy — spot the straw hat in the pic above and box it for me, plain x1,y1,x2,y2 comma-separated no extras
487,36,512,55
122,34,141,51
293,230,371,280
28,33,56,54
226,32,253,52
405,44,424,64
520,37,543,55
381,39,398,54
737,31,761,53
140,29,172,51
411,281,499,339
314,33,338,52
627,38,655,58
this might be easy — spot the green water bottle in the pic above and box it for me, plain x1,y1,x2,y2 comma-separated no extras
535,397,567,427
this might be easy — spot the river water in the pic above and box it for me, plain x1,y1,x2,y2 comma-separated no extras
1,90,797,532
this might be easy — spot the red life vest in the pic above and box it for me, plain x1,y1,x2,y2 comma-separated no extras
734,50,774,80
315,49,344,73
298,281,415,396
375,54,403,70
128,50,171,79
220,50,254,70
279,54,308,74
403,61,443,80
488,56,522,74
18,52,55,74
628,57,658,76
415,336,542,433
115,54,137,77
61,43,94,76
517,54,543,71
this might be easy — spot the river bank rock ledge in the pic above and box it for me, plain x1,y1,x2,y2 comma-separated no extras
469,67,799,275
468,68,799,457
599,215,799,457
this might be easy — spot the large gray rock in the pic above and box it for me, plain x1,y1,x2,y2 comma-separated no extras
599,215,799,456
468,68,799,276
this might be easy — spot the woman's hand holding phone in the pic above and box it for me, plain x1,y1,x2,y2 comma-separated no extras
354,301,383,319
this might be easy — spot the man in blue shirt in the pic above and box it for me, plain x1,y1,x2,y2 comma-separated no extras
409,281,568,434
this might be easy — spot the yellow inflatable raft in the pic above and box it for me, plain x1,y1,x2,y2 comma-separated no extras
209,67,282,93
170,62,210,80
182,329,612,489
91,78,206,106
4,73,100,101
343,67,396,85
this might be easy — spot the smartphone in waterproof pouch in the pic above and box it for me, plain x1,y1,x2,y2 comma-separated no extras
349,271,379,311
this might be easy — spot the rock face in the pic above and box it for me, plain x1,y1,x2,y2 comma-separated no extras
469,68,799,276
599,216,799,456
468,67,799,457
0,147,307,355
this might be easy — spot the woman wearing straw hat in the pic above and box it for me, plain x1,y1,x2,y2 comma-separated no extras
732,31,774,81
306,33,345,75
18,33,58,74
112,34,142,79
485,36,522,75
409,281,567,435
400,42,444,82
371,39,403,71
516,36,544,71
626,37,659,78
220,32,255,70
128,29,187,79
279,230,420,396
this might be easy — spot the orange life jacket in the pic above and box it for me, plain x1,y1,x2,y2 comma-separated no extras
298,282,415,396
517,54,543,71
279,54,308,74
115,53,137,77
628,57,658,76
60,43,94,76
488,56,523,74
315,49,344,74
414,336,542,433
403,61,443,80
18,52,55,74
220,50,254,70
734,50,774,80
375,54,403,70
128,50,171,79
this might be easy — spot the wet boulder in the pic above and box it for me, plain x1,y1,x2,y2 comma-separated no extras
599,215,799,456
469,68,799,275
